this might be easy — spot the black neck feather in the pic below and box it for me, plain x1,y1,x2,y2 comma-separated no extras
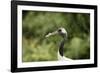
59,39,65,56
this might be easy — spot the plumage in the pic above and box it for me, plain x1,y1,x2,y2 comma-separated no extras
45,27,72,61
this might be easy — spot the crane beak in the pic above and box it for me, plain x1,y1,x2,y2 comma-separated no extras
45,31,58,38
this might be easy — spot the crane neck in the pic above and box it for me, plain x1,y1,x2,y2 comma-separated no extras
59,38,66,57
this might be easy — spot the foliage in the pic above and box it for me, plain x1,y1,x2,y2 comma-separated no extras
22,10,90,62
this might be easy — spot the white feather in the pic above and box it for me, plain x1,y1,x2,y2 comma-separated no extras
58,51,72,61
59,27,67,34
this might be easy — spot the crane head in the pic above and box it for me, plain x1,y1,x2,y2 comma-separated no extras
45,27,67,38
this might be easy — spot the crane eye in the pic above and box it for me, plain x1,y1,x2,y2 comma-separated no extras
58,29,62,32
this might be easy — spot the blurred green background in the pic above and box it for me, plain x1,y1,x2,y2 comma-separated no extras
22,10,90,62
